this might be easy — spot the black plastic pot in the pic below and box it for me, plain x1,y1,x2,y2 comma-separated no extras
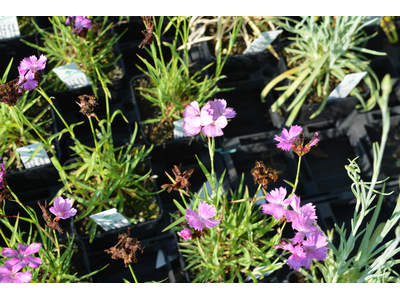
0,32,36,81
67,154,164,254
220,130,305,199
363,108,400,183
86,232,188,283
130,73,205,147
0,183,72,247
299,113,373,201
51,87,138,157
35,25,126,99
5,123,63,195
150,138,230,212
187,28,282,90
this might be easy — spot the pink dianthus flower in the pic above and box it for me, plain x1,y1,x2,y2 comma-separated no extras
261,187,292,220
274,125,303,151
0,261,32,283
1,243,42,269
185,202,220,231
179,228,192,241
49,196,77,220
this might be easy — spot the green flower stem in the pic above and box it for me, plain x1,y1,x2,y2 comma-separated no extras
52,229,60,259
128,264,139,283
207,137,216,193
289,156,302,197
88,116,99,153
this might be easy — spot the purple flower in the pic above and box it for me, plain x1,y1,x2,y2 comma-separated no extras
0,157,6,189
274,125,303,151
49,196,77,220
17,54,47,91
179,228,192,241
301,232,329,269
1,243,42,269
261,187,292,220
285,194,317,225
289,210,320,245
18,54,47,75
182,99,236,138
185,202,220,231
0,261,32,283
67,16,92,35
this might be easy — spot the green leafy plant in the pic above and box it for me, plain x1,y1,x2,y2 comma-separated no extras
0,188,105,283
0,59,54,172
21,16,125,93
261,16,386,126
134,16,242,143
298,74,400,283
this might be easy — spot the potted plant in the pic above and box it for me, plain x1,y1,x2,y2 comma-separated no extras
262,16,385,127
131,16,242,145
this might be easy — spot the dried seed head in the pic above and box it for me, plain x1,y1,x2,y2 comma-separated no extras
76,94,99,118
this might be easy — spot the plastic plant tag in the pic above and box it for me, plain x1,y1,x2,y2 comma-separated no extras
52,62,91,89
89,208,130,231
255,189,266,205
244,266,275,282
327,72,367,102
243,30,283,54
0,16,20,40
173,119,188,140
16,142,50,169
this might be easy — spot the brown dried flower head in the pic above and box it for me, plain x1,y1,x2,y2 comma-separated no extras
161,164,194,194
0,188,12,205
291,131,320,157
250,161,278,190
138,16,155,49
76,94,99,119
0,78,26,106
37,200,63,234
105,228,145,268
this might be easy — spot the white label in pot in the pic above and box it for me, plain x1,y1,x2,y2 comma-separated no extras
52,62,91,89
0,16,20,40
243,30,283,54
89,208,130,231
173,119,188,140
327,72,367,101
16,142,51,169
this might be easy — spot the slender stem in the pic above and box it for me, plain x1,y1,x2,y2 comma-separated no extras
289,156,302,197
52,229,60,258
128,264,139,283
88,116,99,152
207,137,216,194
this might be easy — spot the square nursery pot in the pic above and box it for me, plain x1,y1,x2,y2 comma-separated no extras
111,16,178,83
35,25,126,99
51,87,138,158
268,55,371,128
5,121,63,195
86,232,188,283
220,130,306,200
150,138,230,212
69,164,164,254
0,183,73,247
187,27,282,91
299,114,373,202
0,32,36,81
363,107,400,184
130,73,206,147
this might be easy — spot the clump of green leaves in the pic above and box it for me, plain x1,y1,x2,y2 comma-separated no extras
262,16,385,126
22,16,125,93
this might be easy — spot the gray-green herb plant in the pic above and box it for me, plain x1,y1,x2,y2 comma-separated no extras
298,74,400,283
261,16,386,127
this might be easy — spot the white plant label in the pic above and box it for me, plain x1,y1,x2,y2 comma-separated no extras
243,30,283,54
89,208,130,231
0,16,20,40
52,62,91,89
173,119,188,140
327,72,367,101
16,142,50,169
